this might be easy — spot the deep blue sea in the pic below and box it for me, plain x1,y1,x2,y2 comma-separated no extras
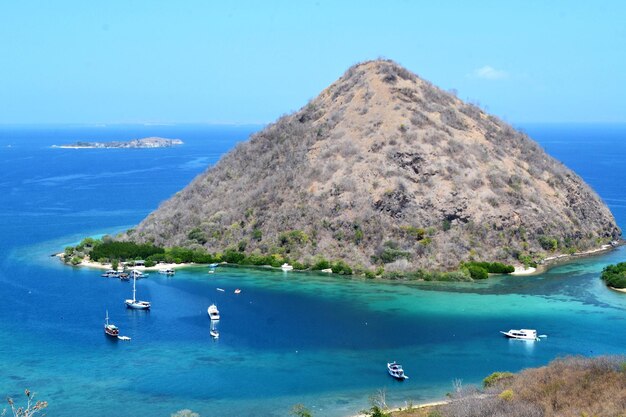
1,123,625,417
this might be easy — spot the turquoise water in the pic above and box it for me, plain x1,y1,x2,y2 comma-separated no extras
1,124,626,416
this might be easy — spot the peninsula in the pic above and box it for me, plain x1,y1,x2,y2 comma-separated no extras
53,136,183,149
78,60,619,280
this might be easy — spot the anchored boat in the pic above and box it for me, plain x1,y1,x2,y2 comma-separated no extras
207,304,220,320
387,362,409,380
104,310,119,338
500,329,539,340
125,275,151,310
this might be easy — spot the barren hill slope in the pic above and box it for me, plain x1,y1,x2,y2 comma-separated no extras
129,60,619,272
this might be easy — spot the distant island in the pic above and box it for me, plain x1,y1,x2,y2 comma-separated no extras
52,137,183,149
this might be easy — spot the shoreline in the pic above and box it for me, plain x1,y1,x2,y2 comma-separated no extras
56,241,621,280
54,254,201,272
347,400,448,417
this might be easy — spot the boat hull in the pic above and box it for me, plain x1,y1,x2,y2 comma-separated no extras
125,300,150,310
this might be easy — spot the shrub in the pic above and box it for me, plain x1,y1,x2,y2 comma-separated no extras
483,371,514,387
498,389,514,401
331,260,352,275
538,235,558,251
466,265,488,280
187,227,207,244
463,261,515,274
222,249,246,264
311,258,331,270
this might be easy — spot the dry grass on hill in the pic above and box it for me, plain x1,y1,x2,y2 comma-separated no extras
392,356,626,417
129,60,619,274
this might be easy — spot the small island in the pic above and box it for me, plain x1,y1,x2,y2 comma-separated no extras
52,136,183,149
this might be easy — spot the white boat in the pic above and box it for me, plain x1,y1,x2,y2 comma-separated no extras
207,304,220,320
500,329,538,340
281,263,293,271
387,362,409,380
101,270,118,278
129,269,148,279
104,310,119,337
158,268,175,275
208,263,219,268
125,276,151,310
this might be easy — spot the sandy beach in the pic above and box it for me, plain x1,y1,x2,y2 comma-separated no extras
55,253,199,272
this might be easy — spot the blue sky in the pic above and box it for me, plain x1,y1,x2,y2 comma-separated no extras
0,0,624,124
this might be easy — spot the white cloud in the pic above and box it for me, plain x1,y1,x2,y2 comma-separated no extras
471,65,509,80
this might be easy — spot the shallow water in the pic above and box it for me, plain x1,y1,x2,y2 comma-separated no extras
0,124,625,416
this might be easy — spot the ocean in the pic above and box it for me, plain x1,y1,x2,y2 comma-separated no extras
0,123,625,417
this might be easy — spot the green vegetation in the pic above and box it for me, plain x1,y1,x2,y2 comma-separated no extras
538,235,559,251
63,237,516,284
483,371,514,387
600,262,626,288
461,261,515,280
89,241,165,262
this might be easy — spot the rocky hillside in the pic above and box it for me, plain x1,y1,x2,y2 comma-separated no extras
128,60,619,272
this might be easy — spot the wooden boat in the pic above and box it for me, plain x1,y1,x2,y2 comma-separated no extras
104,310,119,338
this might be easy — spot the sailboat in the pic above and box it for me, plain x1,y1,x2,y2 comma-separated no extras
104,310,119,337
125,275,151,310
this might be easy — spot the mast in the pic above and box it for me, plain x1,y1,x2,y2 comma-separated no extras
132,276,137,302
105,309,109,325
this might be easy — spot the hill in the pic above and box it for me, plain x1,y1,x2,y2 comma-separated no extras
391,356,626,417
127,60,619,274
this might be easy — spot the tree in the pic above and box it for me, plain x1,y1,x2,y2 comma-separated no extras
4,389,48,417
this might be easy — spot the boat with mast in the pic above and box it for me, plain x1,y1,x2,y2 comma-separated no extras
104,310,119,337
125,275,151,310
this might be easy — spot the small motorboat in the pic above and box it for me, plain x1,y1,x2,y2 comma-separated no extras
208,304,220,320
208,263,219,268
234,289,241,294
387,362,409,380
101,270,118,278
500,329,539,341
104,310,119,338
158,268,175,276
281,263,293,271
118,272,129,281
117,335,131,341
